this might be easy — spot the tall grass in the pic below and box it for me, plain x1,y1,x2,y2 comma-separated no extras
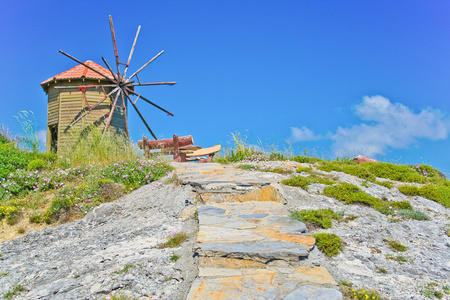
14,110,39,152
58,128,139,168
216,132,294,163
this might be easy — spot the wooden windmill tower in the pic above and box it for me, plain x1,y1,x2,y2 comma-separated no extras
41,16,175,153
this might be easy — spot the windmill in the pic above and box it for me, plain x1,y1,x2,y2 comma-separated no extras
55,15,175,141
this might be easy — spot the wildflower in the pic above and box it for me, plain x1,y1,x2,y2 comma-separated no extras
389,206,392,210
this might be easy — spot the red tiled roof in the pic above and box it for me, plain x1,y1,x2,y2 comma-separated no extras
41,61,114,85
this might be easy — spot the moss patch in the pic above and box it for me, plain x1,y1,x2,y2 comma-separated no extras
323,183,412,215
312,233,343,257
290,208,341,229
282,174,335,190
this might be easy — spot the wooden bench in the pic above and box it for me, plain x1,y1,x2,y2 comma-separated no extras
138,134,221,163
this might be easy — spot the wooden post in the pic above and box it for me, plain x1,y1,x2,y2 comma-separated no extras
173,134,181,162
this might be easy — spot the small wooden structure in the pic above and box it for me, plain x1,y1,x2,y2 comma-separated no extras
41,61,126,153
138,134,221,163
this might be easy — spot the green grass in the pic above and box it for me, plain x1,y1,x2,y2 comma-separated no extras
323,183,412,215
170,255,181,262
386,239,408,252
114,264,134,275
0,128,173,227
4,284,26,300
158,232,187,248
312,233,343,257
290,208,341,229
282,174,335,190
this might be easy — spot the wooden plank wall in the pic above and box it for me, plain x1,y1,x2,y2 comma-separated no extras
58,92,83,152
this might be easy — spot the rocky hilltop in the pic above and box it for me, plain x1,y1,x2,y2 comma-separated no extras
0,161,449,299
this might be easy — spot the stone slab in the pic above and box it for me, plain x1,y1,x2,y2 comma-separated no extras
186,273,281,300
283,285,343,300
288,267,338,286
198,241,309,263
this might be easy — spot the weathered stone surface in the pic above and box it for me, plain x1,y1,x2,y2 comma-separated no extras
198,206,226,216
238,213,268,219
198,241,310,262
199,257,266,269
288,267,338,286
186,273,281,300
181,205,198,221
283,285,343,300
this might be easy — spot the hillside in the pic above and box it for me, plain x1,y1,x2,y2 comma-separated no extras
1,155,449,299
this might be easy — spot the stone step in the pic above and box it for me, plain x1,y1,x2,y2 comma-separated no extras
176,163,343,299
197,202,313,263
187,264,342,299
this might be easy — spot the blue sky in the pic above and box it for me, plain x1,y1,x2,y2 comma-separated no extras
0,1,449,174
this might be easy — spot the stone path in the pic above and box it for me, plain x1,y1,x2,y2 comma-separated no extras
174,163,343,300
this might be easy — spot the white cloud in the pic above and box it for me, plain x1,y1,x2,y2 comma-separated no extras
290,95,450,157
288,126,324,142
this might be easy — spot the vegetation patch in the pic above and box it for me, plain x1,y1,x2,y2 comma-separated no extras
292,156,323,164
0,129,173,230
323,183,412,216
386,239,408,252
290,208,341,229
386,255,409,263
375,181,393,189
170,255,181,262
158,232,187,248
296,166,313,173
4,284,27,300
399,184,450,208
421,282,447,299
312,233,343,257
114,264,134,275
397,209,429,221
340,285,384,300
282,174,335,190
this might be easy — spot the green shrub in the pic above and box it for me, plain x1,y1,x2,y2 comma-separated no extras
323,183,380,206
397,209,429,221
312,233,343,257
296,166,313,173
282,175,311,189
29,212,43,223
398,185,420,196
170,255,181,262
387,239,408,252
341,286,383,300
27,159,45,171
316,161,442,184
376,181,393,189
0,206,21,225
399,184,450,208
323,183,412,216
292,156,323,164
290,208,341,229
282,174,335,190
